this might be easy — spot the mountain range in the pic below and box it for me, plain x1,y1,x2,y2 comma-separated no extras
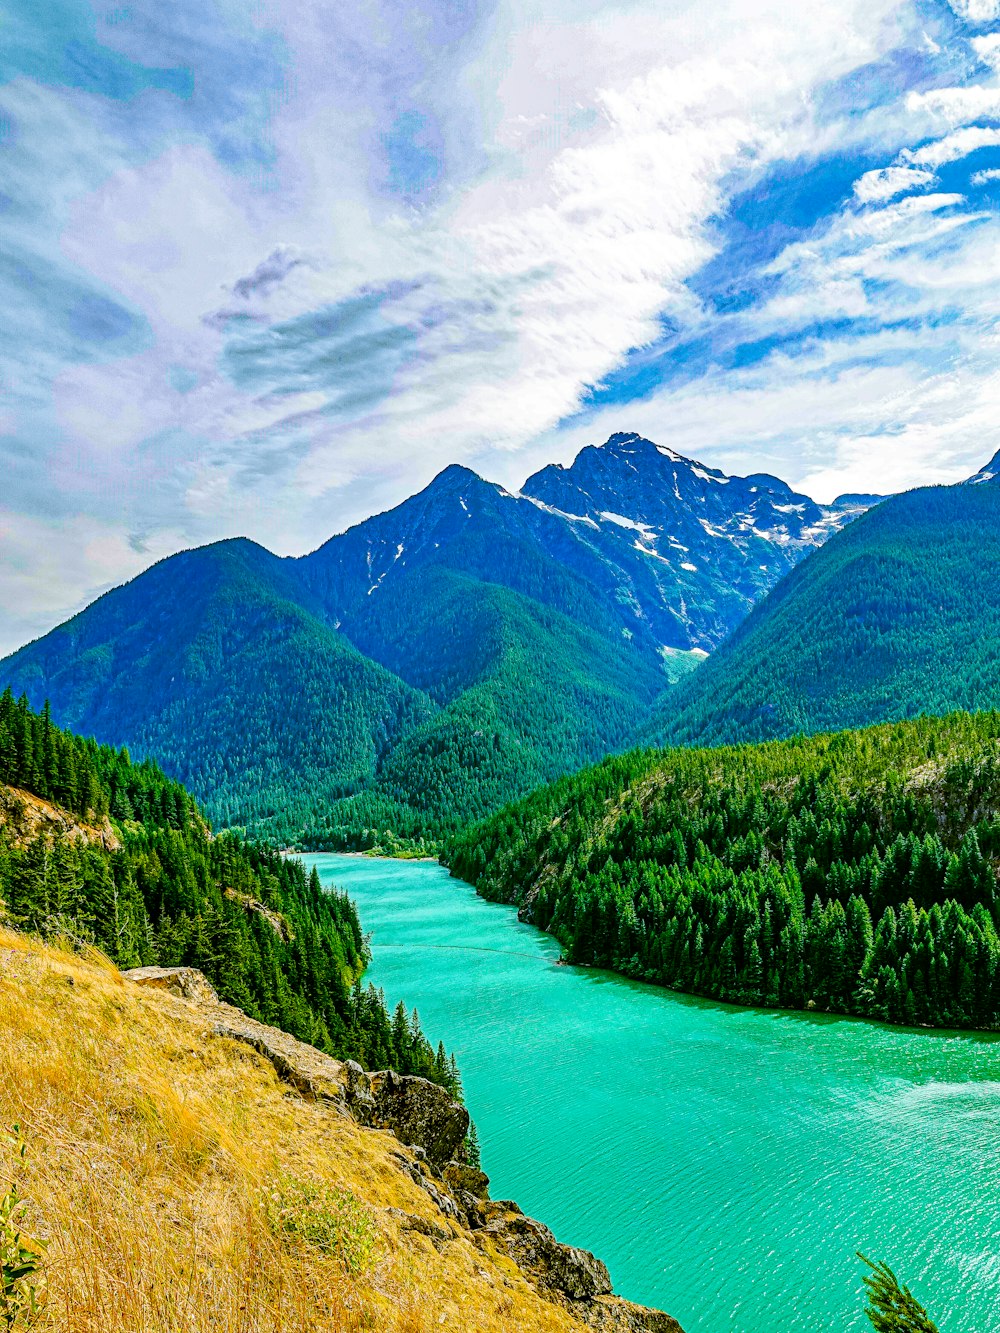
0,432,874,843
649,455,1000,748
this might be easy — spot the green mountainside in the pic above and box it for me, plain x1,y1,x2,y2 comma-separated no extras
302,569,663,844
446,711,1000,1030
0,435,873,847
0,540,434,840
0,689,461,1089
646,482,1000,749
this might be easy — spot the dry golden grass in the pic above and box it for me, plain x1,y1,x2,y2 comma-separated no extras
0,928,586,1333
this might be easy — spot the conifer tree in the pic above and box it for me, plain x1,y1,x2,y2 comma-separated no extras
858,1255,939,1333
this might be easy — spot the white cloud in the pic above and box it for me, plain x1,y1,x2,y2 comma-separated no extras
902,124,1000,167
0,510,189,658
945,0,1000,22
13,0,1000,651
972,33,1000,69
853,165,937,202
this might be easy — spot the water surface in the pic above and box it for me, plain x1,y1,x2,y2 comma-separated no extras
306,853,1000,1333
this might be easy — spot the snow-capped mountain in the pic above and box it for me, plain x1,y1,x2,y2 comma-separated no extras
305,431,879,658
0,430,883,839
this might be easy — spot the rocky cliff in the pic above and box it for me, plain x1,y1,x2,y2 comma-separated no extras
126,964,683,1332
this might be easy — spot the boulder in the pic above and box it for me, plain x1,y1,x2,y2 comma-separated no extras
443,1161,491,1200
125,967,220,1005
348,1066,469,1170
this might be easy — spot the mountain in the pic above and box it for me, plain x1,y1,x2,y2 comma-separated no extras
0,538,434,836
0,433,875,842
646,479,1000,749
513,432,874,651
445,710,1000,1031
964,446,1000,485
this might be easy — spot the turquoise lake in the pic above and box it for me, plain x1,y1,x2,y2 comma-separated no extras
305,853,1000,1333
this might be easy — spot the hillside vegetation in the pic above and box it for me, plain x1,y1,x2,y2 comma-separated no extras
0,542,435,841
0,931,612,1333
303,570,663,845
648,482,1000,749
446,712,1000,1030
0,689,459,1089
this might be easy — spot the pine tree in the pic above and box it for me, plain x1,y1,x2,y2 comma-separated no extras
857,1255,939,1333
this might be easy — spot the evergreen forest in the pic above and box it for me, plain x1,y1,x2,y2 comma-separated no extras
649,482,1000,750
446,711,1000,1030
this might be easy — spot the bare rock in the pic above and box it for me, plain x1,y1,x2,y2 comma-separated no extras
349,1066,469,1170
443,1160,491,1199
581,1298,686,1333
476,1203,612,1301
125,966,220,1005
0,784,121,853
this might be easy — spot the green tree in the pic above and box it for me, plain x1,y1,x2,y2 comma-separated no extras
858,1254,939,1333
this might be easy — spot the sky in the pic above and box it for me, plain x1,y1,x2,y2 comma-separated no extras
3,0,1000,653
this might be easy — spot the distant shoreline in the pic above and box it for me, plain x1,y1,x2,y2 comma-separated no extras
286,848,440,864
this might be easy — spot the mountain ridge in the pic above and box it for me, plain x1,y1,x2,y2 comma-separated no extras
647,477,1000,749
0,432,879,841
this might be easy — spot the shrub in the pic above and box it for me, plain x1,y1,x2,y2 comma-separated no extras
264,1176,379,1274
1,1126,47,1331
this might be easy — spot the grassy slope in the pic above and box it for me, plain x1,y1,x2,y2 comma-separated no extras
646,483,1000,748
0,931,593,1333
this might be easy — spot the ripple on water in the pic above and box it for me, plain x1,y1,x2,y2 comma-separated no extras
305,854,1000,1333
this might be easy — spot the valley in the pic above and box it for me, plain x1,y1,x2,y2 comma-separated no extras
0,433,875,846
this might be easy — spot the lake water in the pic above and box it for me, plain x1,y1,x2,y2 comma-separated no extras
304,853,1000,1333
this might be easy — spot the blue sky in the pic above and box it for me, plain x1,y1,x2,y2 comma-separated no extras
3,0,1000,650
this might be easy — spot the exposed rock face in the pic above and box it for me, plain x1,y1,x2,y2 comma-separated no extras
582,1299,686,1333
0,784,121,852
359,1067,469,1168
442,1160,490,1199
124,966,220,1005
222,888,292,940
124,964,684,1332
476,1202,612,1298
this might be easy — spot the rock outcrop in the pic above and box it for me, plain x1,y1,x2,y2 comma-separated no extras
0,783,120,852
124,965,683,1333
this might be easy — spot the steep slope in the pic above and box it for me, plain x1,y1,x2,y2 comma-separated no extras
0,433,874,842
0,539,434,836
0,690,466,1084
646,482,1000,748
306,569,666,842
445,711,1000,1031
0,933,683,1333
517,432,874,650
304,434,874,663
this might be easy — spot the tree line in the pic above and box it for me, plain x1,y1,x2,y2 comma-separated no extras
446,711,1000,1030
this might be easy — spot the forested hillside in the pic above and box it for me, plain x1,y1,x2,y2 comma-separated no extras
0,690,461,1089
0,540,434,840
301,569,664,844
647,482,1000,749
446,712,1000,1030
